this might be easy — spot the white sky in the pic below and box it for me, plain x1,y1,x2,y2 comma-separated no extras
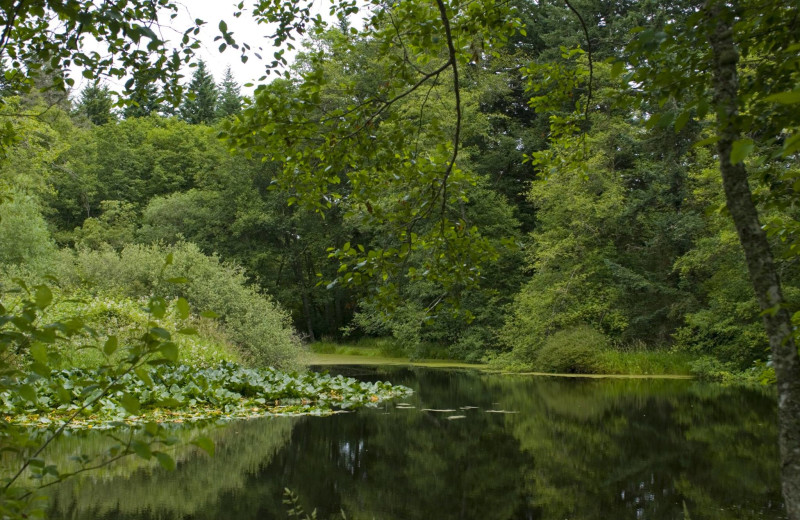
169,0,282,91
71,0,362,97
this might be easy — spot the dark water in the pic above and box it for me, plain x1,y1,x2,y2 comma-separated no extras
43,367,784,520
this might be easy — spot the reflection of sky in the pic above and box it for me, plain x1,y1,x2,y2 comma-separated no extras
339,439,365,475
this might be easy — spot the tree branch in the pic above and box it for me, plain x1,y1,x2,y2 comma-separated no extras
564,0,594,125
433,0,462,220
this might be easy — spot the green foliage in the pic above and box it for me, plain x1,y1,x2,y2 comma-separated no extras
216,67,243,119
122,76,162,119
75,82,115,126
50,115,222,232
138,190,225,249
533,325,609,374
0,190,56,268
180,60,218,125
0,274,408,518
595,349,694,377
51,243,303,370
0,278,195,519
39,292,239,368
690,356,777,386
0,362,412,428
72,200,138,251
283,488,347,520
221,2,521,315
310,338,405,358
0,0,208,156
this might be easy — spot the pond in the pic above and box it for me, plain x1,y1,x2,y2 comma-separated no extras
43,366,783,520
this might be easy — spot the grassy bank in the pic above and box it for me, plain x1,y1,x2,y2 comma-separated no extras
307,338,483,368
307,338,698,376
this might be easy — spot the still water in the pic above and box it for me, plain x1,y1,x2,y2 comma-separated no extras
45,366,783,520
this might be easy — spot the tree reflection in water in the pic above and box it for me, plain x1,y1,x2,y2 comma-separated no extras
44,367,783,520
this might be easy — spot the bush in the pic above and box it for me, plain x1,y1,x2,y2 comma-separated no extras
0,189,56,268
534,325,609,374
72,200,138,251
45,292,240,368
689,356,776,385
50,243,303,370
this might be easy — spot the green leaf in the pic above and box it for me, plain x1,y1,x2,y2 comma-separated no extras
764,90,800,105
159,342,179,362
693,135,719,148
674,110,691,133
191,436,215,457
175,298,190,320
154,451,176,471
139,26,159,41
135,367,154,387
783,133,800,157
54,384,71,404
610,60,624,78
19,384,37,403
730,139,754,165
149,297,167,319
200,310,219,319
31,362,51,377
166,277,189,284
103,336,119,356
219,20,228,33
34,286,53,309
150,327,171,340
30,342,48,364
119,393,141,415
131,441,152,460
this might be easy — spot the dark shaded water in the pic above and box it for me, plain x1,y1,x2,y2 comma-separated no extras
44,367,783,520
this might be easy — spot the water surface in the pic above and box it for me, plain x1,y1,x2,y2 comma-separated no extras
45,366,784,519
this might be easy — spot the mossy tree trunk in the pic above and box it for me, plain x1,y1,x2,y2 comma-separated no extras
706,2,800,517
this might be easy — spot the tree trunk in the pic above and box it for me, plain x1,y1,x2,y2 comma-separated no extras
706,3,800,517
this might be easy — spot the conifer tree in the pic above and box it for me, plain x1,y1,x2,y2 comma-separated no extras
76,82,115,125
123,76,161,119
216,66,242,119
180,60,218,124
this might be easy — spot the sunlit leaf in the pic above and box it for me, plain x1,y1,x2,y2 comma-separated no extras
103,336,119,356
176,297,190,320
730,139,754,165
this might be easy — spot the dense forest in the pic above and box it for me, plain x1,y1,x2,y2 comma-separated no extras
2,0,800,517
2,0,796,379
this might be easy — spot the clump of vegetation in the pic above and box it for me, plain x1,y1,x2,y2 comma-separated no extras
533,326,610,374
1,362,412,429
50,243,303,370
596,349,694,376
690,356,776,386
41,292,240,368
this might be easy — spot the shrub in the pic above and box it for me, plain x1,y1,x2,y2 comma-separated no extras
50,243,303,370
534,325,609,374
0,189,56,268
689,356,775,385
42,292,240,368
72,200,139,251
